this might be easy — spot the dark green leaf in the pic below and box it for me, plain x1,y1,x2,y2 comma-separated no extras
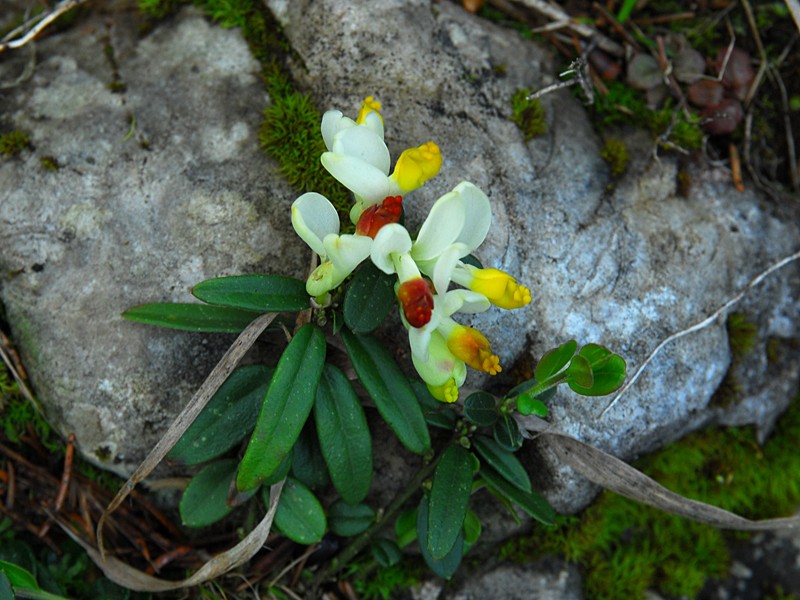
428,445,473,560
179,459,238,528
534,340,577,381
493,413,523,452
463,392,498,426
568,344,627,396
315,364,372,504
463,509,481,546
169,365,272,465
342,330,430,454
472,436,532,493
371,538,403,567
0,572,13,600
417,496,463,579
343,263,396,333
328,500,375,537
192,274,308,312
411,379,456,430
481,466,555,526
395,509,418,548
122,303,259,332
261,451,293,487
271,477,327,545
565,355,593,388
237,324,326,492
291,423,330,489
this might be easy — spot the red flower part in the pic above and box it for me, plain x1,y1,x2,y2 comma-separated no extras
397,277,434,328
355,195,403,238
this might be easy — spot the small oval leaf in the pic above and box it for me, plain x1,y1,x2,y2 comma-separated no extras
343,263,396,333
428,445,473,560
179,459,239,528
565,354,593,388
493,413,523,452
395,508,418,548
123,303,259,332
192,274,308,312
516,393,549,417
328,500,376,537
463,392,498,426
568,344,627,396
237,324,326,492
481,466,555,526
417,495,463,579
271,477,327,545
315,364,373,504
472,435,532,493
169,365,272,465
342,329,430,454
372,538,403,567
534,340,578,382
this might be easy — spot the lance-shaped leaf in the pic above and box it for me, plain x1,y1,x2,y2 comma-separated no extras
179,459,239,528
568,344,627,396
481,466,555,526
472,435,532,493
123,303,260,332
237,324,326,492
428,445,473,559
314,364,373,504
534,339,578,381
411,379,456,430
343,262,396,333
268,477,327,545
192,274,308,312
169,365,272,465
493,412,523,452
417,495,463,579
342,329,430,454
291,423,330,489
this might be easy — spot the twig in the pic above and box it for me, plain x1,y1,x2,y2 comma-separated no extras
0,0,89,52
785,0,800,34
600,249,800,418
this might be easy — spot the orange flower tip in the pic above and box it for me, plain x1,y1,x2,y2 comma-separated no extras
355,195,403,238
397,278,434,328
481,355,502,375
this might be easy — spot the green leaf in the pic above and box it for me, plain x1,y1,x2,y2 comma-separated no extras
411,379,456,430
328,500,375,537
291,423,330,489
0,560,39,591
122,303,259,332
343,263,396,333
271,477,327,545
493,413,523,452
192,274,308,312
463,509,482,546
417,496,463,579
169,365,272,465
534,340,577,381
516,393,548,417
463,392,498,426
342,329,430,454
481,466,555,526
314,364,373,504
0,571,13,600
428,445,473,560
371,539,403,567
179,459,238,528
261,451,293,487
472,436,532,493
237,324,326,492
565,354,593,388
395,509,418,548
568,344,627,396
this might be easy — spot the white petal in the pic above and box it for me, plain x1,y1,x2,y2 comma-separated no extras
332,126,391,174
440,289,491,316
409,325,433,363
324,233,372,274
321,153,392,203
412,190,465,261
361,111,384,139
291,192,340,258
321,110,355,151
453,181,491,250
370,223,412,274
431,243,468,295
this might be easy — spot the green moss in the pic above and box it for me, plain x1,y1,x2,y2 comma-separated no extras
347,557,425,600
0,367,61,455
138,0,188,20
500,395,800,599
727,312,758,359
511,89,547,142
0,130,32,157
39,156,60,171
599,138,629,178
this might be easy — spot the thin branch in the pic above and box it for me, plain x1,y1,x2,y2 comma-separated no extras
600,249,800,418
0,0,89,53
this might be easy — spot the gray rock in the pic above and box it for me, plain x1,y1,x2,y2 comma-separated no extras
443,559,583,600
0,8,306,475
272,0,800,513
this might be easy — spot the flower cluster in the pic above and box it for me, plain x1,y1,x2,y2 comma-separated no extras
292,97,531,403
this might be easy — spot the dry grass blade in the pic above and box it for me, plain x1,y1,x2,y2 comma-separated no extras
521,416,800,530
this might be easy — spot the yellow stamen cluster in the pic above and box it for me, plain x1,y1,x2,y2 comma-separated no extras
470,268,532,310
428,379,459,404
447,325,502,376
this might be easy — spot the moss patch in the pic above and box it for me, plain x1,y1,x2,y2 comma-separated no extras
500,395,800,599
599,138,629,178
0,130,32,157
510,89,547,142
